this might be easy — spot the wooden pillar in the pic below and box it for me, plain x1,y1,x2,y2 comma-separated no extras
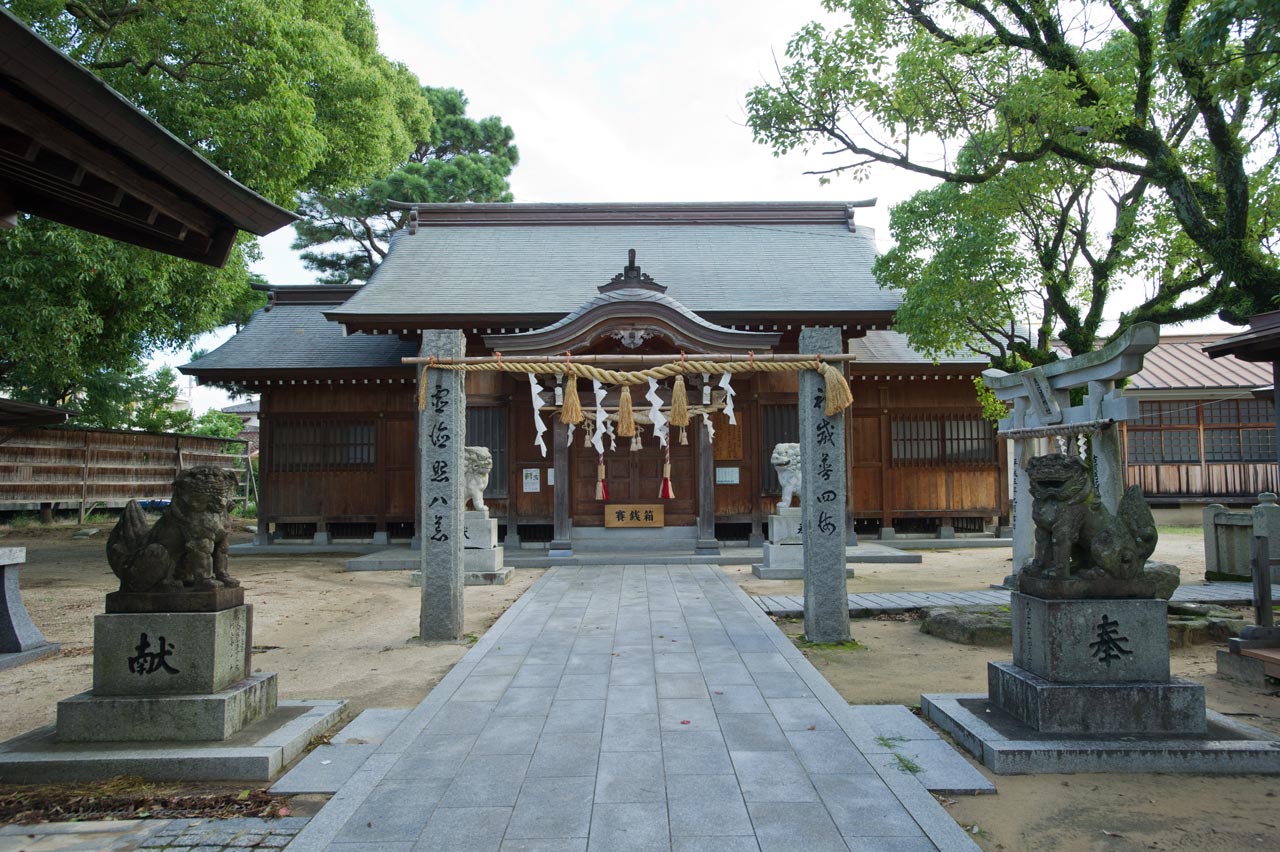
696,417,718,554
256,418,270,545
550,419,572,555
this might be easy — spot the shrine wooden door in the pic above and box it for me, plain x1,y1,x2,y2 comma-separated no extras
571,436,696,526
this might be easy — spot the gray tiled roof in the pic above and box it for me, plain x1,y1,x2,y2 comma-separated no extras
181,305,414,375
331,221,894,321
847,330,988,366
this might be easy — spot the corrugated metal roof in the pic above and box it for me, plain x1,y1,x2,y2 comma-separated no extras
181,305,413,376
330,219,894,321
1127,334,1271,390
846,330,988,366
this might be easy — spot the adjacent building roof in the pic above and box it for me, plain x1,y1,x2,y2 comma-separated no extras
221,399,260,415
1126,334,1273,392
1204,310,1280,363
0,8,296,266
0,397,76,427
181,303,415,383
846,330,987,369
327,202,895,333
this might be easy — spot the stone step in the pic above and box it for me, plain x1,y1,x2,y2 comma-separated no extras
269,708,409,795
848,704,995,796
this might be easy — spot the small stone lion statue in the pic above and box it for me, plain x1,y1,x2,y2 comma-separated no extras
107,466,240,594
1021,453,1159,598
771,442,802,513
464,446,493,512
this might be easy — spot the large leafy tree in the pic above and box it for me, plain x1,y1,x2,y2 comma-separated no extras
0,0,433,403
293,87,519,285
746,0,1280,356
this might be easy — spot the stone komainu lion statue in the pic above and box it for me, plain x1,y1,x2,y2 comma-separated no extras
771,442,802,513
464,446,493,512
107,466,240,594
1023,454,1158,584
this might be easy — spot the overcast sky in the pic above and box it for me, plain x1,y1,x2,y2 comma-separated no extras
169,0,1230,413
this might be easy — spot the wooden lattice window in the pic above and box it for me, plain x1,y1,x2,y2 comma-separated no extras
467,406,509,499
890,414,997,467
268,419,375,472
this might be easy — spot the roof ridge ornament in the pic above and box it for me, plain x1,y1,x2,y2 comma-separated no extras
599,248,666,293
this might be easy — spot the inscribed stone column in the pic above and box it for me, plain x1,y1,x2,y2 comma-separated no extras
799,327,851,643
1087,380,1123,514
419,330,466,641
550,420,572,556
1009,398,1033,576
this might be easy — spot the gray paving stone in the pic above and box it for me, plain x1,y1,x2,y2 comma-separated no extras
472,654,526,676
512,664,566,688
739,653,793,673
730,750,818,802
565,653,613,674
812,774,926,838
708,684,769,714
453,674,515,702
506,776,595,839
424,701,497,735
671,840,760,852
606,683,659,715
751,671,814,699
543,699,606,734
473,714,547,755
333,778,449,843
389,735,475,779
602,713,661,752
501,839,588,852
700,662,755,686
657,672,709,699
440,753,531,807
766,697,839,731
666,774,753,836
719,714,791,751
784,729,875,775
654,652,701,673
746,801,848,852
270,743,375,794
658,698,719,732
849,704,939,741
413,805,513,852
595,751,665,802
527,732,601,777
587,801,670,852
495,687,558,717
556,673,610,700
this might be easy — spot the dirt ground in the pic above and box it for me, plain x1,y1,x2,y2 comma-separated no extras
2,523,1277,850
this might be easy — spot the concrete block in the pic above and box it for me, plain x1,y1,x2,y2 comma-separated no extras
1012,593,1169,683
466,567,513,586
464,546,505,573
988,661,1206,735
767,509,802,544
464,512,499,549
57,672,278,742
1216,649,1279,687
92,606,250,696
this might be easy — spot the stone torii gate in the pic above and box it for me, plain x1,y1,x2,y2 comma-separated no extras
982,322,1159,576
408,330,857,643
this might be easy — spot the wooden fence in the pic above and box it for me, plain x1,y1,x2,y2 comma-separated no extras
0,426,249,521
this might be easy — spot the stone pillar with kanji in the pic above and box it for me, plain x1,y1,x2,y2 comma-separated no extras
799,327,851,644
419,329,466,641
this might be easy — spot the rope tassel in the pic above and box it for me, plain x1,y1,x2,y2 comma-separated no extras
560,357,584,424
595,460,608,501
617,384,635,437
660,462,675,499
819,362,854,416
670,374,689,427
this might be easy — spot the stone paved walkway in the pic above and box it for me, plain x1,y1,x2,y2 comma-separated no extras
752,581,1256,617
287,565,979,851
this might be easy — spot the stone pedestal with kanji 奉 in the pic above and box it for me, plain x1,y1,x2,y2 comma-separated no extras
462,508,513,586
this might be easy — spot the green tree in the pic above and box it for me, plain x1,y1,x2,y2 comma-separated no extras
293,87,519,284
746,0,1280,338
70,364,194,433
190,409,245,439
0,0,433,399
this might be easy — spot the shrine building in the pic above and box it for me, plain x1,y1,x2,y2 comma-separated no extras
183,202,1004,552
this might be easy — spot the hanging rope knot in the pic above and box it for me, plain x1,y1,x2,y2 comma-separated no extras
428,355,436,367
749,350,755,368
560,351,584,424
495,351,502,366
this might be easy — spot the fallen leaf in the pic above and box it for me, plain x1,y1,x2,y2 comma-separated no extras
680,720,691,725
1103,831,1124,838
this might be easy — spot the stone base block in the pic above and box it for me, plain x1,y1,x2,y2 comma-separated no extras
106,587,244,614
988,661,1206,735
464,546,504,573
1,698,344,782
464,513,499,549
767,509,802,545
93,605,251,696
1216,649,1280,687
0,643,61,672
924,693,1280,775
410,568,514,587
57,672,278,743
1012,593,1169,683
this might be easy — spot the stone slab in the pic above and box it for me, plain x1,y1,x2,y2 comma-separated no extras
1012,593,1169,683
105,586,244,613
752,562,855,581
1216,649,1280,687
988,661,1206,735
464,514,499,549
767,509,803,545
923,693,1280,775
848,704,995,795
269,742,377,794
0,642,61,672
410,568,514,587
464,545,505,573
0,699,344,782
57,672,278,742
92,605,250,696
